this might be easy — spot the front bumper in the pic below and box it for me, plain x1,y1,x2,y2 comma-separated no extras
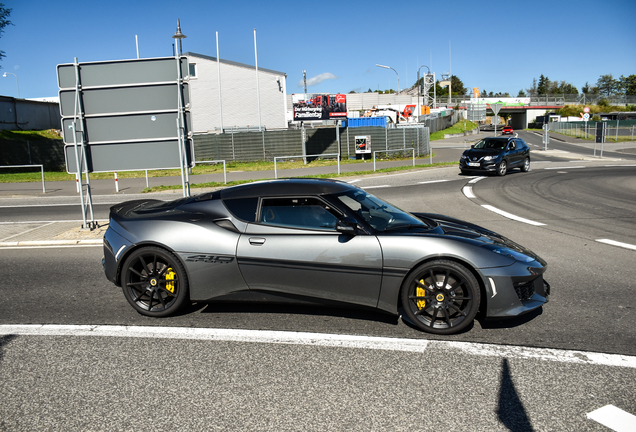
479,260,550,318
459,159,499,172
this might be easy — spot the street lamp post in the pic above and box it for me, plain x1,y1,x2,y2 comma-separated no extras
376,64,400,94
417,65,430,120
3,72,20,98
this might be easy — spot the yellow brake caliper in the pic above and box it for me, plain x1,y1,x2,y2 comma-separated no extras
165,268,176,294
416,279,426,309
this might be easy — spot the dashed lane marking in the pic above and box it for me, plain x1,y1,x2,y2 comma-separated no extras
481,205,546,226
596,239,636,251
587,405,636,431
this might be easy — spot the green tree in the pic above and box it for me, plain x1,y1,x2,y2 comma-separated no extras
517,89,527,97
537,74,550,95
619,75,636,96
0,3,13,67
596,74,619,96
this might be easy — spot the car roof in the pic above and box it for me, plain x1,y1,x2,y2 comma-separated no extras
218,178,356,200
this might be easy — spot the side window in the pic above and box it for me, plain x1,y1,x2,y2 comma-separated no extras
223,197,258,222
188,63,197,78
508,140,516,150
259,197,340,230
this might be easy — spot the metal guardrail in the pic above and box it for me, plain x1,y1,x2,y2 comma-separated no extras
373,148,414,172
195,160,227,184
1,164,46,193
274,153,340,179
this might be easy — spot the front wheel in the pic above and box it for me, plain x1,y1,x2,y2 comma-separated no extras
401,260,480,335
496,160,507,176
521,157,530,172
121,246,189,317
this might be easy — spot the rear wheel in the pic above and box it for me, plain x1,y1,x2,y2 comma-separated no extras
401,260,480,335
121,246,189,317
521,157,530,172
496,160,507,176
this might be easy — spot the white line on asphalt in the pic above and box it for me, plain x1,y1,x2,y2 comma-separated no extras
468,176,487,184
604,164,636,167
544,166,586,170
0,221,54,241
347,179,361,184
587,405,636,431
0,219,108,224
596,239,636,251
0,244,102,249
417,180,449,184
462,186,476,199
2,324,636,368
361,185,390,189
481,205,546,226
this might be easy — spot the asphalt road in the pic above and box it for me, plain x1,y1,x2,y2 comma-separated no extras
1,132,635,431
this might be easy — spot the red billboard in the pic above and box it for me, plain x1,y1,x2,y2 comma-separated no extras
292,93,347,121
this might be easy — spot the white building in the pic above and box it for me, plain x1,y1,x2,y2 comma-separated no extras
185,52,288,133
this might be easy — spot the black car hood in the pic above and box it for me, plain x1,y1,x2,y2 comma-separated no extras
412,212,544,263
462,148,502,158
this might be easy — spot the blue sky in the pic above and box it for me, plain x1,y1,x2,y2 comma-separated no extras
1,0,635,99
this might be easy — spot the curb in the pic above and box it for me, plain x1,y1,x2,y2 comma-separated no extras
0,239,103,247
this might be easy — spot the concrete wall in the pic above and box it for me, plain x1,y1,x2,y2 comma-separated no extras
0,96,60,131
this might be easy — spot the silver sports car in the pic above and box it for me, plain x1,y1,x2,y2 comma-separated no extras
103,178,550,335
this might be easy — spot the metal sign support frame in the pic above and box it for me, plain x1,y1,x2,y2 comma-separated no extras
71,57,97,230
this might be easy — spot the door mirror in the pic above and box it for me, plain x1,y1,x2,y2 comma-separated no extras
336,217,358,234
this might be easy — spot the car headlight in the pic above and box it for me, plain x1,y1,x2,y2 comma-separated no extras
491,247,536,263
483,156,495,161
460,155,467,160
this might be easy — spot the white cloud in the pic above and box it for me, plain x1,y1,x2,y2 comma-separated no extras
297,72,337,88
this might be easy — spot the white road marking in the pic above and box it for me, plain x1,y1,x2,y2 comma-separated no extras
468,176,487,184
417,180,449,184
462,186,476,199
587,405,636,431
0,221,54,241
596,239,636,251
0,219,108,224
544,166,586,170
361,185,390,189
2,324,636,368
0,244,102,249
481,205,546,226
347,179,361,184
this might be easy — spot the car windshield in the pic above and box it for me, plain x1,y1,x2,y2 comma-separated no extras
473,138,506,150
334,189,425,232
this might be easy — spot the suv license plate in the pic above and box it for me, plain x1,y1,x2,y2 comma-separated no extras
468,162,480,167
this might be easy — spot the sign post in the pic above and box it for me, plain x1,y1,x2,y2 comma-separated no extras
491,103,503,135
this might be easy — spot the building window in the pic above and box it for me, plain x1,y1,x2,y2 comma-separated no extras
188,63,197,78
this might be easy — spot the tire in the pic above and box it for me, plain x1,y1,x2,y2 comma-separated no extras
121,246,189,317
496,160,507,176
521,157,530,172
401,260,480,335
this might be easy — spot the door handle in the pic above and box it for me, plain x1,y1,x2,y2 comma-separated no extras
249,237,266,246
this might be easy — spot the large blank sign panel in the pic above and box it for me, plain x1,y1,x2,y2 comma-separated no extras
57,57,192,173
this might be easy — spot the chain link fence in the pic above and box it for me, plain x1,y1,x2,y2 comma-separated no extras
194,125,431,162
549,120,636,141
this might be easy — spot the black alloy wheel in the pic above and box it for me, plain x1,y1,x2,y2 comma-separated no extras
496,160,507,176
401,260,480,335
121,246,189,317
521,157,530,172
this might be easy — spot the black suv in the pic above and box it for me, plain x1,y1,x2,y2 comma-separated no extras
459,136,530,176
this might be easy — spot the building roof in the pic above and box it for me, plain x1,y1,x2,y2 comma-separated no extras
185,52,286,77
